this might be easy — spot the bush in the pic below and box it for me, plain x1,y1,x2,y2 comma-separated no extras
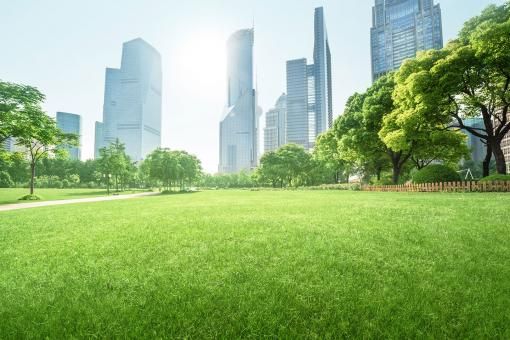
479,174,510,182
18,194,42,201
413,165,461,184
0,171,14,188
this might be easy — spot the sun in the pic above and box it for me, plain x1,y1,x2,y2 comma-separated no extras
174,30,227,94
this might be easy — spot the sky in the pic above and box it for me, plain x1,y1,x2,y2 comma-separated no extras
0,0,505,173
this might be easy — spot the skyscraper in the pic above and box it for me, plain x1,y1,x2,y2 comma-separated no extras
2,137,13,152
56,112,81,160
264,94,287,153
371,0,443,81
94,121,104,159
502,133,510,173
462,118,486,163
286,7,333,151
95,38,162,161
219,29,260,173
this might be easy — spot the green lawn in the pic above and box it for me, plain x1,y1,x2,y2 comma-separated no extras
0,188,147,205
1,190,509,338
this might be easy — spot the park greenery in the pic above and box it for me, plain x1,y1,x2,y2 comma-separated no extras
1,2,509,192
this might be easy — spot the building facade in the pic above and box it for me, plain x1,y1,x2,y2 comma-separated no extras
264,94,287,153
370,0,443,81
94,121,104,159
462,118,486,163
219,29,260,173
503,132,510,173
95,38,162,161
2,137,15,152
56,112,81,160
286,7,332,151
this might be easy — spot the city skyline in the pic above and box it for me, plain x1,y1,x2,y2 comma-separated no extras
0,0,505,172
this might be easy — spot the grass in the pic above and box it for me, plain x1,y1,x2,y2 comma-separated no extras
0,188,148,205
1,190,509,338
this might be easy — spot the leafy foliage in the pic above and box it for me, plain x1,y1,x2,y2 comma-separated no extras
412,165,461,184
143,148,202,191
479,174,510,182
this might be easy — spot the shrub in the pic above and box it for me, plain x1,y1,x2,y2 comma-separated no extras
413,165,461,184
18,194,42,201
0,171,14,188
479,174,510,182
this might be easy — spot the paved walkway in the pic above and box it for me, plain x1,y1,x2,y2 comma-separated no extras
0,192,159,212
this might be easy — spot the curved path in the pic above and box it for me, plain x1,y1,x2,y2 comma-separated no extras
0,192,159,212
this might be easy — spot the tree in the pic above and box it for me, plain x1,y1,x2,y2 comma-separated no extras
386,3,510,175
257,144,312,187
314,129,350,183
97,140,132,193
15,110,77,195
145,148,202,191
335,92,391,182
0,81,45,144
6,152,29,187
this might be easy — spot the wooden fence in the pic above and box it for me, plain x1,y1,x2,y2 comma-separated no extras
361,181,510,193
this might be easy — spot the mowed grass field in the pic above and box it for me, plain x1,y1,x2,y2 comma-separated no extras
1,190,509,338
0,188,147,205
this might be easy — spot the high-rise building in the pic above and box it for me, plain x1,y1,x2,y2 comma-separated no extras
219,29,260,173
94,121,104,159
2,137,15,152
264,94,287,153
56,112,81,160
286,7,332,151
502,132,510,173
370,0,443,81
95,38,162,161
462,118,486,163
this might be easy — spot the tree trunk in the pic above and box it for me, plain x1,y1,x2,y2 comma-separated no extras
30,162,36,195
376,167,382,181
482,144,492,178
492,141,507,175
391,154,402,185
392,163,401,185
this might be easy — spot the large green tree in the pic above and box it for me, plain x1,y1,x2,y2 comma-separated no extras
97,140,133,193
314,129,351,183
386,3,510,175
15,111,78,195
144,148,202,191
0,81,45,145
256,144,312,187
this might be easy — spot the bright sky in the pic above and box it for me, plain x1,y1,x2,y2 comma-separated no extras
0,0,505,172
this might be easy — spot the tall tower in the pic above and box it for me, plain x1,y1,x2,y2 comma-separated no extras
313,7,333,136
264,94,287,153
96,38,162,161
219,29,259,173
286,7,333,151
56,112,81,160
370,0,443,81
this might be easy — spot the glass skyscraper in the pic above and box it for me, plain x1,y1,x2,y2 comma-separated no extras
286,7,332,151
264,94,287,153
371,0,443,81
219,29,260,173
95,38,162,161
56,111,81,160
